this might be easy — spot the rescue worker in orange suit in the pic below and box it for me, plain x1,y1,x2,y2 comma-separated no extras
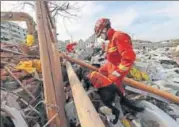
66,42,77,54
88,18,144,124
90,18,136,95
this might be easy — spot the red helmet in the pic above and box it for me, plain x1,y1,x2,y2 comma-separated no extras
94,18,111,38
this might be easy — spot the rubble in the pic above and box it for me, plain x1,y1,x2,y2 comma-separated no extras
0,42,47,126
1,101,28,127
2,38,178,127
68,40,179,126
1,3,179,126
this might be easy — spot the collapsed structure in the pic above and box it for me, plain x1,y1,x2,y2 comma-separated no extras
1,1,179,127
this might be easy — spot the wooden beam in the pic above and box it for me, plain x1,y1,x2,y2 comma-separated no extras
45,1,67,106
66,62,105,127
36,1,68,126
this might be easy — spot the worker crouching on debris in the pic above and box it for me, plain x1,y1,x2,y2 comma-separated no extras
66,42,77,54
88,18,144,124
91,18,136,96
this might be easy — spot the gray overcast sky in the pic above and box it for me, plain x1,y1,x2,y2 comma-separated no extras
1,1,179,42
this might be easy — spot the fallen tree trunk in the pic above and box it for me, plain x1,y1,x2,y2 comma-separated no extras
59,52,179,104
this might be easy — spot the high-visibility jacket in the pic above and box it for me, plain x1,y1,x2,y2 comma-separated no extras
88,71,113,89
106,28,136,73
89,28,136,94
66,42,77,53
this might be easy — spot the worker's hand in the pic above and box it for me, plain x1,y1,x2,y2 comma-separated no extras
111,70,121,77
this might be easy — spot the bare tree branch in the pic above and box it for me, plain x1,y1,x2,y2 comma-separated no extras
63,10,78,17
14,1,83,41
23,2,35,9
48,1,83,20
56,12,72,19
51,6,58,13
16,1,83,21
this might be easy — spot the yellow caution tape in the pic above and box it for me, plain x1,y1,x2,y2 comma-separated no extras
26,34,34,47
15,60,41,73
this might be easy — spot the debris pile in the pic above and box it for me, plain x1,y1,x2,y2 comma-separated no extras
133,45,179,95
1,42,48,127
67,42,179,126
1,39,179,127
1,42,41,92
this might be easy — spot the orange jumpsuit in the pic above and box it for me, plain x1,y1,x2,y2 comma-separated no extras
89,28,136,94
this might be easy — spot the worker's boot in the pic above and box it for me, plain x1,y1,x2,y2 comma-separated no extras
99,105,120,124
98,85,120,124
99,106,112,115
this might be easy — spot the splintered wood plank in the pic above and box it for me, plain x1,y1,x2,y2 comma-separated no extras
66,62,105,127
36,1,68,127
